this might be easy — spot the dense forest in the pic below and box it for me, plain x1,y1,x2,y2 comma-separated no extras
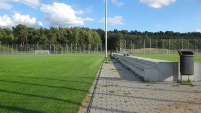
0,24,201,51
0,24,102,46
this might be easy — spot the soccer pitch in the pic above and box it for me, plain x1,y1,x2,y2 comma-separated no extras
0,54,104,113
132,54,201,62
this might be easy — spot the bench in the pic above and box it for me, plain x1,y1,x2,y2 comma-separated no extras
112,53,178,82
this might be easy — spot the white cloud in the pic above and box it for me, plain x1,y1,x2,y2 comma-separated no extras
0,15,12,27
140,0,176,8
108,16,124,25
0,13,43,28
195,29,201,32
100,16,124,25
74,6,93,15
40,3,84,27
13,13,42,27
14,0,40,8
83,18,95,22
0,0,40,10
75,10,84,15
111,0,124,6
0,2,12,10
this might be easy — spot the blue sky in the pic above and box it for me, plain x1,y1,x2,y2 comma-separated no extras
0,0,201,33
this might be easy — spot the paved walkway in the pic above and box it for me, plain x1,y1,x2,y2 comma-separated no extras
82,59,201,113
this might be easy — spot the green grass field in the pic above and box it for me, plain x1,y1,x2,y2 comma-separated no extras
0,54,104,113
132,54,201,62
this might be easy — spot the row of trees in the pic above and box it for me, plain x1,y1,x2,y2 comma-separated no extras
95,29,201,51
1,25,201,51
0,24,102,46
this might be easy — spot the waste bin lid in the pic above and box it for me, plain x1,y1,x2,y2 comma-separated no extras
178,50,194,55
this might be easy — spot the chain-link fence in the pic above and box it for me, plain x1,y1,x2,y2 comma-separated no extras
1,39,201,55
0,43,103,54
120,39,201,54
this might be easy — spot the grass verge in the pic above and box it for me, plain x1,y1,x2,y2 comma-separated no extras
177,80,194,86
0,54,104,113
132,54,201,62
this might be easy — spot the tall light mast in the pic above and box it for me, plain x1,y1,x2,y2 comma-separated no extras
105,0,108,58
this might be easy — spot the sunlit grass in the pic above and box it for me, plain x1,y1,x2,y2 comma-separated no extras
0,54,104,113
132,54,201,62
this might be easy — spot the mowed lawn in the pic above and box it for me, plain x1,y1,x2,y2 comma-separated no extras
0,54,104,113
132,54,201,62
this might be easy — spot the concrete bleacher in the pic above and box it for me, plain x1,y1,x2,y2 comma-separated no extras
112,53,179,82
112,53,201,82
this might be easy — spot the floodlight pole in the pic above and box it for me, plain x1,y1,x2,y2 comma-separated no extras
105,0,108,58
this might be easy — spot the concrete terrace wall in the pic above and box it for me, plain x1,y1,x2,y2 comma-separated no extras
112,53,201,82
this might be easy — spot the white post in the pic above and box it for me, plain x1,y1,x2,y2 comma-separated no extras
150,39,151,54
182,39,183,49
168,39,170,54
105,0,108,57
144,39,145,54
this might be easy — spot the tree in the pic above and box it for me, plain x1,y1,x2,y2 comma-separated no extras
12,24,28,44
0,28,7,44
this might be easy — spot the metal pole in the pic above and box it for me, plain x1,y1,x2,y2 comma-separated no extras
168,39,170,54
182,39,183,49
195,39,196,53
188,38,189,50
144,39,145,54
105,0,108,57
150,39,151,54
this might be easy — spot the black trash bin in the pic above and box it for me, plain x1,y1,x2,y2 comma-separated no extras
178,50,194,75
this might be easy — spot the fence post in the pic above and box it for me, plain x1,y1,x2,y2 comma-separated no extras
143,39,145,54
120,39,121,53
182,39,183,49
49,44,51,53
168,39,170,54
162,39,164,51
12,44,13,54
150,39,151,54
97,43,98,53
4,44,6,54
101,44,102,54
125,39,126,50
67,44,68,54
156,39,158,54
76,43,77,53
71,44,72,53
84,44,85,53
16,44,17,54
195,39,197,53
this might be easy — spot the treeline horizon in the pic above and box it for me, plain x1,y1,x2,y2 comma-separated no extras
0,24,201,51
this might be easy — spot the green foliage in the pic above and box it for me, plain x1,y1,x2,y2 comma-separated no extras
1,25,201,51
12,24,28,44
104,55,112,64
1,25,102,46
177,80,194,86
0,54,104,113
0,44,15,51
104,30,201,51
142,80,156,84
137,75,156,84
